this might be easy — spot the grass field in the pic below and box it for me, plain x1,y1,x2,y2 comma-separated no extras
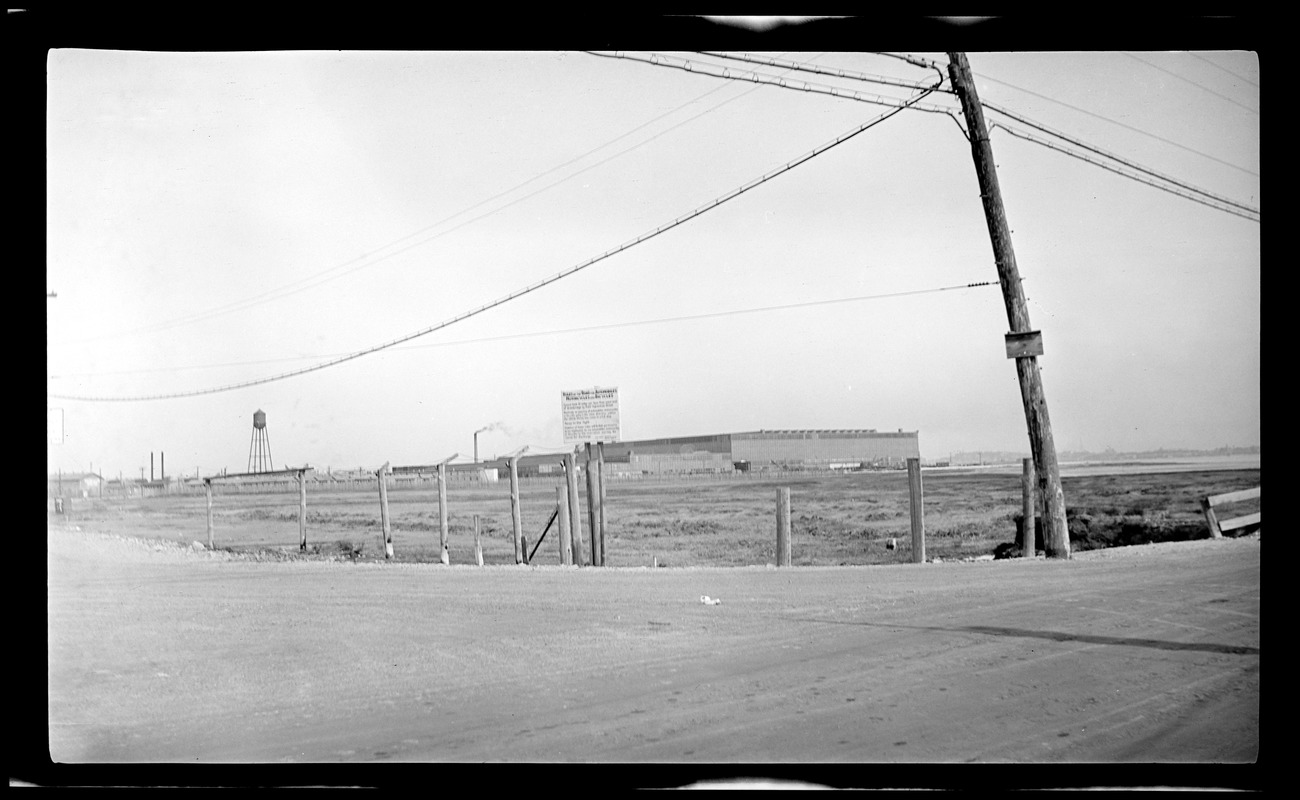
51,465,1261,568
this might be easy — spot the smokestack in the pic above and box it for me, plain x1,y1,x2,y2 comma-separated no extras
161,451,165,482
151,452,154,482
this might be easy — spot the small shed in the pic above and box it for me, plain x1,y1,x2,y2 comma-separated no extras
48,472,103,498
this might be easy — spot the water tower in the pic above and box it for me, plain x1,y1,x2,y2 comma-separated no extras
247,409,273,473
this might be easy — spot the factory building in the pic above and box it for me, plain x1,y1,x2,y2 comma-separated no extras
596,429,920,474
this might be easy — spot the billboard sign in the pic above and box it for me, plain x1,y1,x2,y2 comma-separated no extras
562,387,621,444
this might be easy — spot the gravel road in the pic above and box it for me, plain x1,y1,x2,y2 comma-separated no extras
47,523,1259,769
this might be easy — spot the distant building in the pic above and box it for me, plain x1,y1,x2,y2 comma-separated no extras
516,429,922,475
47,472,103,498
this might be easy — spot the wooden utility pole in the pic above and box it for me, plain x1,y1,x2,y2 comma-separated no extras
1021,457,1037,557
947,52,1069,559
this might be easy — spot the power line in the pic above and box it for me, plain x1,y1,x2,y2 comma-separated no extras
50,281,995,380
610,50,1258,218
48,81,941,403
989,121,1259,223
588,51,960,120
1188,52,1258,88
52,69,764,348
981,100,1259,217
1122,52,1259,114
970,68,1259,179
697,51,938,91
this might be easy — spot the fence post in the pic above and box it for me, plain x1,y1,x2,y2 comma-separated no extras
509,456,523,564
205,479,214,549
557,482,573,566
378,462,394,559
565,452,583,566
908,458,925,564
438,463,450,564
585,444,602,567
598,441,607,565
474,514,484,566
1021,457,1036,557
298,471,307,552
776,487,792,566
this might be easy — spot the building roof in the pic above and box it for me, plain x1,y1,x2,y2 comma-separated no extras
47,472,102,482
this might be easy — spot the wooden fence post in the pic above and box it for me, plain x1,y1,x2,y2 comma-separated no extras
298,471,307,552
509,456,523,564
1021,457,1036,557
585,444,602,567
438,463,450,565
597,441,607,565
565,452,583,566
474,514,484,566
908,458,925,564
205,479,214,549
776,487,792,567
378,462,393,559
557,482,573,566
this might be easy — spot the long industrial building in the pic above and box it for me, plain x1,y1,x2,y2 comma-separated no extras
462,429,920,478
584,429,920,475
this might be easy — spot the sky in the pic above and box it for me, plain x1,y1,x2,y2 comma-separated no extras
45,47,1259,479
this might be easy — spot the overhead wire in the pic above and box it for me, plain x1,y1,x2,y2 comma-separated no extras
51,67,755,348
622,50,1257,219
968,68,1259,178
1121,52,1260,114
988,121,1260,223
1187,52,1258,88
587,51,961,123
981,100,1259,218
697,51,937,91
48,78,944,403
50,281,994,380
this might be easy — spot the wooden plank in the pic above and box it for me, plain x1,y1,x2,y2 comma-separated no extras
1219,512,1261,532
1200,496,1223,539
1207,487,1260,507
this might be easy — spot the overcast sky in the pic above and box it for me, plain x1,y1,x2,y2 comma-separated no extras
45,48,1259,479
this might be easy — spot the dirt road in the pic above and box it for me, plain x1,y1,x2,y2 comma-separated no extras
47,524,1258,771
